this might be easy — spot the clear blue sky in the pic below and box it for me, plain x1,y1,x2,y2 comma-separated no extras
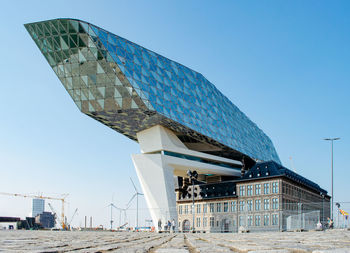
0,1,349,228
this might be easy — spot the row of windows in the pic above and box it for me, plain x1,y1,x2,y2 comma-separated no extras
178,198,279,214
240,198,279,211
239,182,279,196
282,183,320,201
186,214,279,228
240,214,279,227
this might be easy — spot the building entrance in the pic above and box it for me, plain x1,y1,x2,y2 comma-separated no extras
222,219,230,232
182,220,190,232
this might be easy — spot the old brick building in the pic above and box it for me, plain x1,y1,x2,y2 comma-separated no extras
176,161,330,232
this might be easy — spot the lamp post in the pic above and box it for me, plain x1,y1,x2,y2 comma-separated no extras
324,137,340,221
187,170,198,233
320,192,325,226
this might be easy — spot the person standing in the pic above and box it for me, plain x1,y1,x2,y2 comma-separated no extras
171,219,176,232
158,219,162,232
167,220,171,231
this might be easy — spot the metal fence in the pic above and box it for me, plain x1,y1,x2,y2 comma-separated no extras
107,201,349,233
332,202,350,229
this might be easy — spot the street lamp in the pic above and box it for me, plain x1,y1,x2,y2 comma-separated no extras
324,137,340,221
320,192,325,226
187,170,198,233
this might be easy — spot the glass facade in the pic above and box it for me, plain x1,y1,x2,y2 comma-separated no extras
32,199,45,217
25,18,280,163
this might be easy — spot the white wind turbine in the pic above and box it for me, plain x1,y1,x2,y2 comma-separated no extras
127,177,144,228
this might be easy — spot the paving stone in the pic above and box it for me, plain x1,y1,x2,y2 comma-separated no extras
0,230,349,252
156,249,189,253
312,249,350,253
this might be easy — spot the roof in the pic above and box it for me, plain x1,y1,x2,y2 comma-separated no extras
240,161,328,195
0,217,20,222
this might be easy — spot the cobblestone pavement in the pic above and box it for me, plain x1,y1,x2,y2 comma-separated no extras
0,229,349,253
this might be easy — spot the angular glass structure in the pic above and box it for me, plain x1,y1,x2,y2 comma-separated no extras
24,18,280,164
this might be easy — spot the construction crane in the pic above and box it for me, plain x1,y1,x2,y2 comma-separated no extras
48,202,60,227
0,192,68,229
49,203,77,230
68,208,78,228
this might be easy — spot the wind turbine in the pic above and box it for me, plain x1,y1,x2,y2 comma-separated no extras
127,177,144,229
107,194,115,230
107,203,114,230
111,204,129,229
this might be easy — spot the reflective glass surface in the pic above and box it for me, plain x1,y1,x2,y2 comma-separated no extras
25,18,280,163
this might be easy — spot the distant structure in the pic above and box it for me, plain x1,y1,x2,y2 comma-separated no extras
32,199,45,217
177,161,330,232
35,212,56,229
0,217,20,230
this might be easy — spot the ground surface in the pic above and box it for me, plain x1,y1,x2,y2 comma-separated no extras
0,230,349,253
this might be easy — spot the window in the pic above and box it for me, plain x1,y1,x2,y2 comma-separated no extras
255,215,261,226
224,202,228,212
264,199,270,210
210,203,214,213
247,185,253,196
216,220,219,227
178,205,182,214
264,214,270,226
247,200,253,211
203,204,208,213
255,184,261,195
264,183,270,194
247,215,253,226
196,204,201,214
272,214,278,225
196,217,201,227
272,182,279,193
230,201,236,212
272,198,279,210
239,201,245,211
184,205,188,214
255,199,261,211
216,203,222,212
203,217,207,227
210,217,214,227
239,216,245,226
239,186,245,196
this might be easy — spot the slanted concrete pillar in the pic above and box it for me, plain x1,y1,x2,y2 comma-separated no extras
131,153,177,232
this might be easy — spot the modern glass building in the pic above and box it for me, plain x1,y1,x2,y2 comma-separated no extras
25,19,281,230
25,18,279,164
32,199,45,218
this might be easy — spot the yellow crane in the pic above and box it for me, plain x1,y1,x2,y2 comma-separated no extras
0,192,68,229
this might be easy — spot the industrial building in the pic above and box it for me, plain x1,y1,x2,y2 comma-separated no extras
35,212,56,229
25,18,329,232
0,217,20,230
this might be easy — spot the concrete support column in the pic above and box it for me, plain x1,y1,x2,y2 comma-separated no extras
132,153,177,232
